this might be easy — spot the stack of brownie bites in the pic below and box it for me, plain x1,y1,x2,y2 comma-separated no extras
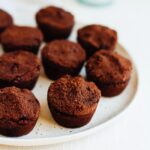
0,6,132,137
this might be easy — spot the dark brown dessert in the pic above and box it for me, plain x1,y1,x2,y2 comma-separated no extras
0,9,13,36
86,50,132,97
42,40,86,80
36,6,74,41
77,24,117,57
0,51,41,90
1,25,43,54
0,86,40,137
48,75,101,128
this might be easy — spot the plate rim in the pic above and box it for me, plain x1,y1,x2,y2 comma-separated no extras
0,43,139,146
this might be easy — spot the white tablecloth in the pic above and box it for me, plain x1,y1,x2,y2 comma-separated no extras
0,0,149,149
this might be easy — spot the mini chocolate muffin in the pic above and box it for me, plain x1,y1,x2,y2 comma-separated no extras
86,50,132,97
36,6,74,41
0,9,13,36
1,25,43,54
0,51,41,90
42,40,86,80
0,86,40,137
77,24,117,57
48,75,101,128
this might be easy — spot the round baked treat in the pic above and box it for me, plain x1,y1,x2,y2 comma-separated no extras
1,25,43,54
77,24,117,58
0,86,40,137
86,50,132,97
42,40,86,80
36,6,74,42
0,51,41,90
0,9,13,36
48,75,101,128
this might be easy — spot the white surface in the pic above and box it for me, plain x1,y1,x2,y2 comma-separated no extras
0,0,150,149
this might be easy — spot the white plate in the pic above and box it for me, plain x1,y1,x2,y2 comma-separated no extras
0,12,139,146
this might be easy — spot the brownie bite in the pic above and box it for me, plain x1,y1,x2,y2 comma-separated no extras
0,86,40,137
77,24,117,58
36,6,74,41
0,9,13,36
48,75,101,128
42,40,86,80
1,25,43,54
0,51,41,90
86,50,132,97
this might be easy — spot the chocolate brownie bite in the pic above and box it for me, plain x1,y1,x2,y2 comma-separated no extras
42,40,86,80
48,75,101,128
0,9,13,36
0,86,40,137
77,24,117,58
1,25,43,54
36,6,74,41
86,50,132,97
0,51,41,90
